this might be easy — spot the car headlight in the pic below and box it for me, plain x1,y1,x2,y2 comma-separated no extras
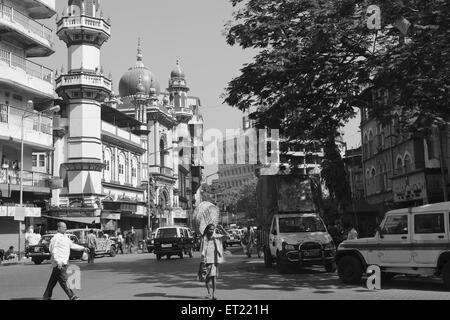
323,241,335,250
282,242,296,251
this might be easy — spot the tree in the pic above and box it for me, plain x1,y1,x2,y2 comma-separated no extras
224,0,373,209
224,0,450,210
236,178,258,219
366,0,450,130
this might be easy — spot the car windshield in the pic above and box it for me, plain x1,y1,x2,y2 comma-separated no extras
156,228,178,238
279,216,326,233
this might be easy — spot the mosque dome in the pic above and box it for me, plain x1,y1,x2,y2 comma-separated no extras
170,60,185,79
118,39,161,97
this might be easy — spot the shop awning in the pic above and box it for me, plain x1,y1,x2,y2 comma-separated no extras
42,215,100,224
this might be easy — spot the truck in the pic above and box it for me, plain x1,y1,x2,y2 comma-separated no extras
257,171,336,273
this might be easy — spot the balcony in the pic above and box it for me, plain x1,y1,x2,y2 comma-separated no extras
0,48,54,98
149,166,175,179
56,72,112,92
0,104,53,149
57,15,111,46
19,0,56,19
0,4,54,56
174,107,193,122
101,121,144,153
0,169,51,193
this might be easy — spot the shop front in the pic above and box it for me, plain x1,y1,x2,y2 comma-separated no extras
172,207,187,226
0,206,41,252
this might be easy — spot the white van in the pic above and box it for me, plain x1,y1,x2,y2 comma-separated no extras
336,202,450,289
264,213,336,273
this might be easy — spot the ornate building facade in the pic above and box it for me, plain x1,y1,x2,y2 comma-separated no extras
47,0,204,237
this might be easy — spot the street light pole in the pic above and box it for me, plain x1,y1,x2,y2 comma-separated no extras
18,102,60,260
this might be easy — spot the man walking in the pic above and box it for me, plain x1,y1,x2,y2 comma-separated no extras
43,222,89,300
125,232,133,254
87,229,98,264
117,232,124,254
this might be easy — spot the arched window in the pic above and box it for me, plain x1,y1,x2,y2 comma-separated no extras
396,155,404,175
118,153,125,185
404,152,412,173
371,167,376,180
368,130,374,157
104,148,111,182
181,92,187,108
160,139,165,168
363,133,369,158
131,156,138,187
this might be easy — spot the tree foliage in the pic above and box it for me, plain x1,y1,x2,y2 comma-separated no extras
224,0,450,209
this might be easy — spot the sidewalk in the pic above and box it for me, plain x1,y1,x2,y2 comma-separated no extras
0,257,33,267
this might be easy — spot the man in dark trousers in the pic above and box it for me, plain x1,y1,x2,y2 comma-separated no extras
87,229,98,264
43,222,89,300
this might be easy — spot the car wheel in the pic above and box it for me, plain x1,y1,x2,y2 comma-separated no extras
325,262,337,273
179,251,184,259
337,256,363,285
156,254,161,261
264,247,272,268
442,262,450,289
109,247,116,257
276,252,288,274
167,255,171,259
32,258,43,265
189,248,193,258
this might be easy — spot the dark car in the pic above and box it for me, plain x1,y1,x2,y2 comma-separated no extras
26,233,85,265
153,226,194,260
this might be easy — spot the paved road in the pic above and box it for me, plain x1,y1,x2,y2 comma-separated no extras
1,247,450,300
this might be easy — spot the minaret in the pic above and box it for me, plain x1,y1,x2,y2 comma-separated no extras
55,0,111,205
168,60,192,123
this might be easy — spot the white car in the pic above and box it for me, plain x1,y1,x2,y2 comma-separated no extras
336,202,450,289
264,213,336,273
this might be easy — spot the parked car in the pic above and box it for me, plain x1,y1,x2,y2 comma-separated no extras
226,229,242,247
25,233,84,265
67,228,117,257
153,226,195,260
336,202,450,289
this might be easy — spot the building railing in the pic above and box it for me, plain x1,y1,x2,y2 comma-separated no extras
57,15,111,35
56,73,112,91
0,48,53,83
175,107,193,115
101,121,141,145
0,169,50,188
0,4,53,45
0,104,53,135
149,165,174,177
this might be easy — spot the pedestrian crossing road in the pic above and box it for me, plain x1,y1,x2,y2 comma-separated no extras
1,247,450,300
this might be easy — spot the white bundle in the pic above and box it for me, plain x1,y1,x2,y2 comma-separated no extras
193,201,220,235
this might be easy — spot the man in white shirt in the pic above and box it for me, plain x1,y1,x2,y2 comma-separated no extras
25,226,41,249
43,222,89,300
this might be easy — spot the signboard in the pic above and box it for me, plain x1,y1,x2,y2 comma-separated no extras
101,213,121,220
393,172,427,203
172,208,186,219
49,178,63,190
14,207,27,221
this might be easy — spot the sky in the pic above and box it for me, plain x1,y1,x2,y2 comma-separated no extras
40,0,361,179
